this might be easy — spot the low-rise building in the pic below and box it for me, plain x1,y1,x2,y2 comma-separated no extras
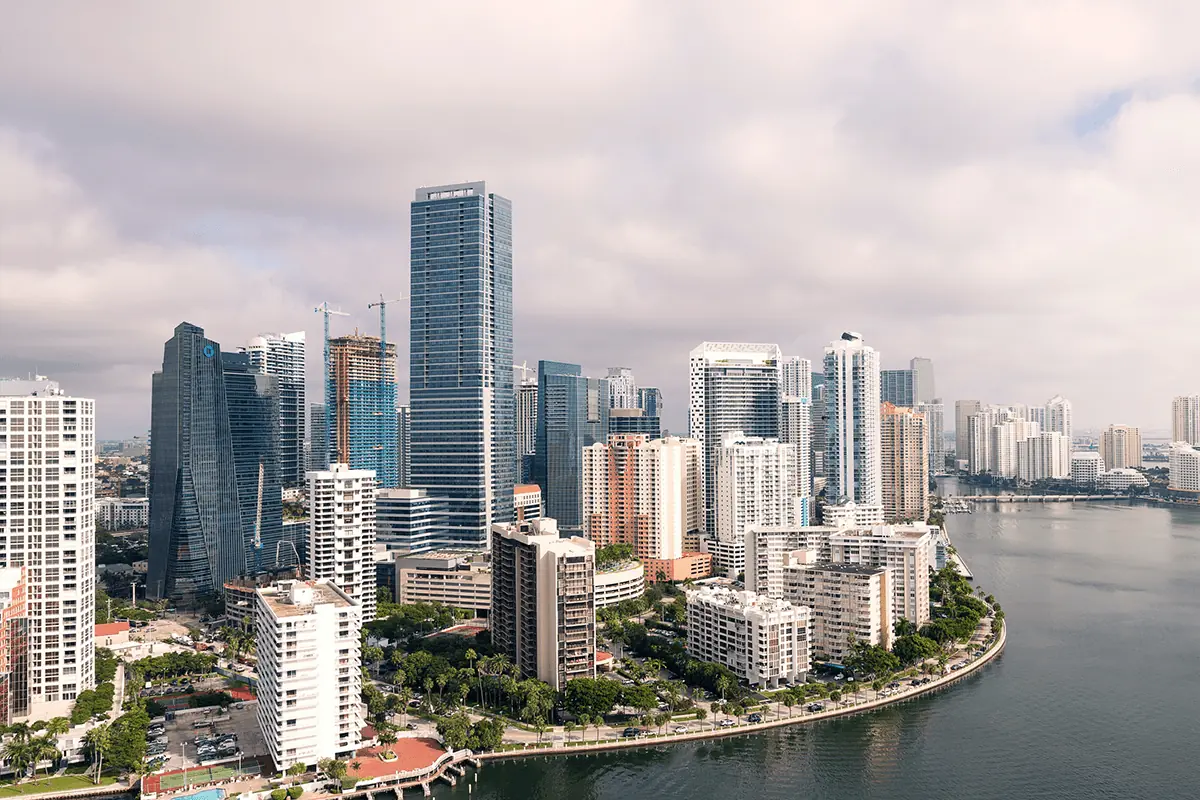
1096,468,1149,492
784,562,891,663
822,502,885,529
255,579,362,772
95,497,149,530
394,551,492,616
640,553,712,583
685,586,810,689
594,561,645,608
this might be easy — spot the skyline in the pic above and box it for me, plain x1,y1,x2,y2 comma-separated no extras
4,4,1200,436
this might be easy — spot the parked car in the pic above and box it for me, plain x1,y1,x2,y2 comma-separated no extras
808,703,825,712
747,713,763,723
622,727,641,738
673,726,688,734
719,719,735,728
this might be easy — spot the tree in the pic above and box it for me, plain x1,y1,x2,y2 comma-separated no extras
286,764,307,778
564,721,576,742
829,691,842,709
318,758,348,784
377,728,397,755
781,691,795,718
695,707,708,728
844,642,901,678
892,635,941,666
28,735,61,777
872,679,883,699
83,723,113,784
619,684,657,716
564,677,620,719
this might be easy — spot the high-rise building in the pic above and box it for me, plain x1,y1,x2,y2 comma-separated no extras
880,403,929,523
781,357,812,401
1045,395,1073,463
744,525,838,597
989,418,1041,478
780,396,813,496
786,561,891,663
0,567,29,724
685,586,810,689
1168,442,1200,495
245,332,306,488
916,399,945,476
396,405,411,487
328,335,398,489
581,435,710,582
490,519,596,690
1100,425,1142,470
606,367,638,409
149,324,247,605
533,361,609,534
222,351,284,576
911,357,936,405
376,488,447,555
607,408,661,439
811,383,828,481
829,524,933,627
688,342,783,533
880,370,915,407
1070,452,1105,484
411,182,515,550
309,403,328,472
1017,432,1069,482
1172,396,1200,446
637,387,663,420
955,400,982,465
824,332,882,506
0,377,96,719
307,464,377,622
254,579,362,771
516,375,538,484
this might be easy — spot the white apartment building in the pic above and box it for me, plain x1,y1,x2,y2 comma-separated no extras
1168,442,1200,495
1017,432,1069,482
1172,396,1200,446
394,551,491,616
744,525,839,597
307,464,377,622
989,419,1041,478
255,579,362,771
784,562,891,663
685,586,810,689
916,400,945,476
780,396,813,496
880,403,929,523
829,525,933,627
606,367,638,409
1100,425,1142,470
95,497,149,530
781,357,812,401
822,502,885,529
823,333,882,506
1096,468,1149,492
1070,452,1105,484
0,378,96,720
595,561,645,608
490,519,596,690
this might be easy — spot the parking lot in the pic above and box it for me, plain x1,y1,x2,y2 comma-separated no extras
147,701,265,775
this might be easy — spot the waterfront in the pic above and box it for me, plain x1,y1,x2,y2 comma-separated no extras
440,500,1200,800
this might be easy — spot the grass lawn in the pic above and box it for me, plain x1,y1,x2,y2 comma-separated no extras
0,774,118,797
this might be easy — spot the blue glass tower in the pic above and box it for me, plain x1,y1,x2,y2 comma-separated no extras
410,182,515,548
533,361,609,534
329,335,399,488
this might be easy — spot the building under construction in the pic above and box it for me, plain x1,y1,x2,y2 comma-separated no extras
328,334,399,488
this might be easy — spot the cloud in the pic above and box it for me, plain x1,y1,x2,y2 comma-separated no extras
1,2,1199,437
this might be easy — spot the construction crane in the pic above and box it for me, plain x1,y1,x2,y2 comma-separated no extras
313,302,349,468
367,295,404,471
252,461,264,574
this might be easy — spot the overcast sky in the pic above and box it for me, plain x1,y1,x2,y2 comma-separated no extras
2,2,1198,438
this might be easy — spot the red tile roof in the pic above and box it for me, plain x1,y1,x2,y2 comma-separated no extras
95,622,130,637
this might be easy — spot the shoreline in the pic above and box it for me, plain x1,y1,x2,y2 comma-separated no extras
478,616,1008,763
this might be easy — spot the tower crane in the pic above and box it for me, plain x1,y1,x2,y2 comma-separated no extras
313,302,349,468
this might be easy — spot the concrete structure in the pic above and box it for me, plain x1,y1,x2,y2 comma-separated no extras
1070,452,1105,485
516,376,538,484
685,586,811,689
308,464,377,622
606,367,638,409
822,502,885,529
916,400,945,476
581,434,707,581
880,403,929,523
376,488,448,555
514,484,543,521
1100,425,1142,470
410,182,515,549
781,357,812,401
255,579,362,771
534,360,609,535
1017,432,1069,482
245,332,306,489
688,342,783,534
490,519,596,690
1172,396,1200,446
328,335,398,489
607,407,662,439
829,524,933,627
223,581,259,631
0,378,96,719
394,551,491,616
0,568,28,724
786,562,891,663
1096,468,1149,492
823,333,882,506
910,358,936,405
780,396,813,495
744,525,839,597
1168,442,1200,495
594,561,645,609
96,497,149,530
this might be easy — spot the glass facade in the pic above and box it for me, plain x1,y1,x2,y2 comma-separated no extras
308,402,328,471
533,361,609,533
328,336,399,489
881,369,915,407
638,387,662,419
608,412,662,439
148,323,248,605
410,182,515,549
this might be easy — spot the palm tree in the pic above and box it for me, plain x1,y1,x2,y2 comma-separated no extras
45,718,70,738
2,739,33,782
564,721,576,742
872,679,883,700
29,735,61,777
781,692,795,718
695,707,708,729
829,691,842,710
377,728,397,756
83,723,112,784
936,653,949,676
422,677,434,712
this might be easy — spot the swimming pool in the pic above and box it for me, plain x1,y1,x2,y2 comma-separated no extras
174,789,226,800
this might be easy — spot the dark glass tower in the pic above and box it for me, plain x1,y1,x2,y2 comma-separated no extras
410,182,515,548
533,361,609,534
148,323,246,605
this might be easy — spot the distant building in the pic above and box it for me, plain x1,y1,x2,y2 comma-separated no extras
396,405,411,487
533,361,609,534
822,502,885,529
514,484,542,522
685,586,810,689
328,335,398,489
1018,432,1069,482
881,370,914,407
255,579,362,772
244,332,306,488
516,375,538,484
824,333,882,506
786,561,892,663
779,396,813,496
1045,395,1073,463
880,403,929,523
1172,396,1200,446
1100,425,1142,470
1070,452,1105,485
394,551,491,616
916,400,945,476
307,464,377,622
1168,442,1200,496
376,488,447,555
96,497,149,531
606,367,638,409
637,387,663,420
910,358,936,405
781,357,812,401
607,407,661,439
955,400,982,465
490,519,596,690
309,403,328,471
1096,468,1149,492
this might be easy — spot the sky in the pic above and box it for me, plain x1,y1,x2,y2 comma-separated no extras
2,2,1199,438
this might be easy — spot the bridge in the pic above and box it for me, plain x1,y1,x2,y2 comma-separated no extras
950,494,1126,503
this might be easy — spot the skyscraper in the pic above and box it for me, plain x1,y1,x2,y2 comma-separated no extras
1100,425,1142,470
516,372,538,484
397,404,411,487
244,332,306,488
824,332,882,506
781,357,812,401
307,464,377,622
955,400,981,466
688,342,782,533
309,402,328,471
606,367,638,409
410,182,515,549
637,387,663,420
1045,395,1074,469
780,396,813,495
916,399,945,476
880,403,929,523
0,378,96,719
880,370,915,407
329,335,399,489
149,323,247,605
607,408,661,439
910,357,935,404
533,361,609,533
1172,395,1200,445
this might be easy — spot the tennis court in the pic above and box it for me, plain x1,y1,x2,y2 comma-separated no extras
144,763,259,794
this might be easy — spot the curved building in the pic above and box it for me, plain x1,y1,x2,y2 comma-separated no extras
594,561,645,609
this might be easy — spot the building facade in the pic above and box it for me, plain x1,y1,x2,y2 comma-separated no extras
490,519,596,690
606,367,638,409
1096,468,1149,492
880,370,915,407
685,586,810,689
779,396,813,496
245,332,306,488
254,580,362,771
307,464,377,622
785,562,891,663
375,488,447,555
0,568,29,724
916,400,945,476
308,403,328,472
1070,452,1105,484
1100,425,1142,470
96,497,149,530
1017,432,1069,482
514,484,543,522
328,335,398,489
516,377,538,484
533,361,609,534
394,551,491,616
829,525,933,628
594,561,645,608
823,333,882,506
1168,442,1200,496
910,357,936,405
396,405,411,488
1172,396,1200,446
637,387,663,420
880,403,929,523
954,400,981,467
410,181,516,550
781,357,812,401
0,378,96,719
607,408,662,439
744,525,839,597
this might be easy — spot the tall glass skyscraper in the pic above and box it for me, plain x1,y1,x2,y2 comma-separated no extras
149,323,248,605
533,361,609,534
410,182,515,548
328,335,399,488
244,332,305,488
308,402,328,471
881,369,915,407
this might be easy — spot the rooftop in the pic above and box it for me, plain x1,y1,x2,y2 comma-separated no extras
258,580,353,617
793,562,887,577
